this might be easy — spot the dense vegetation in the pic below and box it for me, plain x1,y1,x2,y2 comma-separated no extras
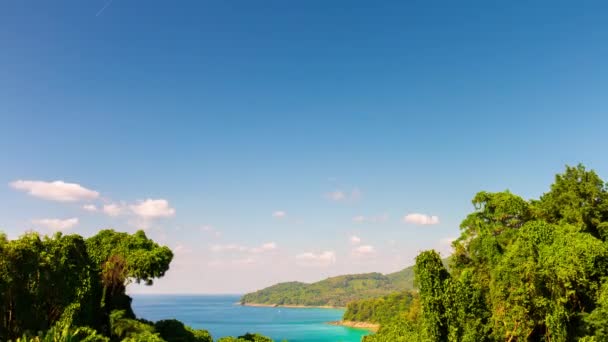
0,229,274,342
362,165,608,341
343,291,419,324
241,266,418,307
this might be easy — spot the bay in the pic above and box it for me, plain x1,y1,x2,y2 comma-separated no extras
131,294,370,342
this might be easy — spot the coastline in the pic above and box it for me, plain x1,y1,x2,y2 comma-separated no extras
239,302,344,309
327,320,380,332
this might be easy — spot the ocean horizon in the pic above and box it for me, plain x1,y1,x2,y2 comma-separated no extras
131,294,370,342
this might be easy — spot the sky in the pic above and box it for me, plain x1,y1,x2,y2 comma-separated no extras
1,0,608,294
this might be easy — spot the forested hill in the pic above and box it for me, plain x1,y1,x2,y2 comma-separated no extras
240,265,419,307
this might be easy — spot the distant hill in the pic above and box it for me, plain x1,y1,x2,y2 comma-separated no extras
240,265,418,308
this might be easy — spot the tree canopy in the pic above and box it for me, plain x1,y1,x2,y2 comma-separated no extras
0,229,273,342
363,164,608,341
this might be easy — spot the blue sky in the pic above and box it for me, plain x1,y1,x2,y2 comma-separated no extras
1,0,608,293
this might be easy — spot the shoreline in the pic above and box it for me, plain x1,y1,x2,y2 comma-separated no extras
239,302,344,309
327,320,380,332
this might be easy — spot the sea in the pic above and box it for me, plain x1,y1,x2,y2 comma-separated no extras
131,294,370,342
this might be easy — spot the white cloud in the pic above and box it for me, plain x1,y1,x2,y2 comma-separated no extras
84,200,154,224
296,251,336,266
103,203,126,217
174,244,193,255
352,245,375,256
352,213,388,224
272,211,287,218
325,188,362,202
10,180,99,202
251,242,277,253
130,199,175,219
350,235,361,245
211,242,277,254
262,242,277,250
402,213,440,225
210,244,249,253
327,190,346,201
352,215,366,223
207,258,257,267
32,217,79,232
82,204,98,212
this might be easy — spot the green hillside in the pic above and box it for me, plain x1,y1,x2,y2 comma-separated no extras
240,266,418,307
343,291,419,324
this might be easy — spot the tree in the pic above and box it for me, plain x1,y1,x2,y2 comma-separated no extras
0,229,272,342
85,230,173,318
366,165,608,342
154,319,212,342
414,250,449,341
537,164,608,239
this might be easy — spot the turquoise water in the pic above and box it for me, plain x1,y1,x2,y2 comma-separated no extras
131,295,370,342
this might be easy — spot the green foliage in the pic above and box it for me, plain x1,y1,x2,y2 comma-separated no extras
537,164,608,239
343,291,417,324
153,319,212,342
0,229,273,342
86,230,173,287
0,232,100,339
362,320,422,342
216,333,276,342
12,325,109,342
585,280,608,340
109,310,157,340
120,331,165,342
367,164,608,342
414,250,449,341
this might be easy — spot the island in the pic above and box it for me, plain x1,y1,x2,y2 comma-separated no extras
240,266,416,308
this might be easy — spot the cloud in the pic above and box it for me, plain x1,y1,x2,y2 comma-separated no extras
272,211,287,218
402,213,440,225
210,244,249,253
32,217,79,232
83,204,98,212
326,190,346,201
325,188,362,202
207,258,257,267
10,180,99,202
84,200,147,220
350,235,361,245
174,244,193,255
251,242,277,253
211,242,277,254
103,203,126,217
352,245,375,257
352,215,366,223
352,213,389,224
296,251,336,266
130,199,175,219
